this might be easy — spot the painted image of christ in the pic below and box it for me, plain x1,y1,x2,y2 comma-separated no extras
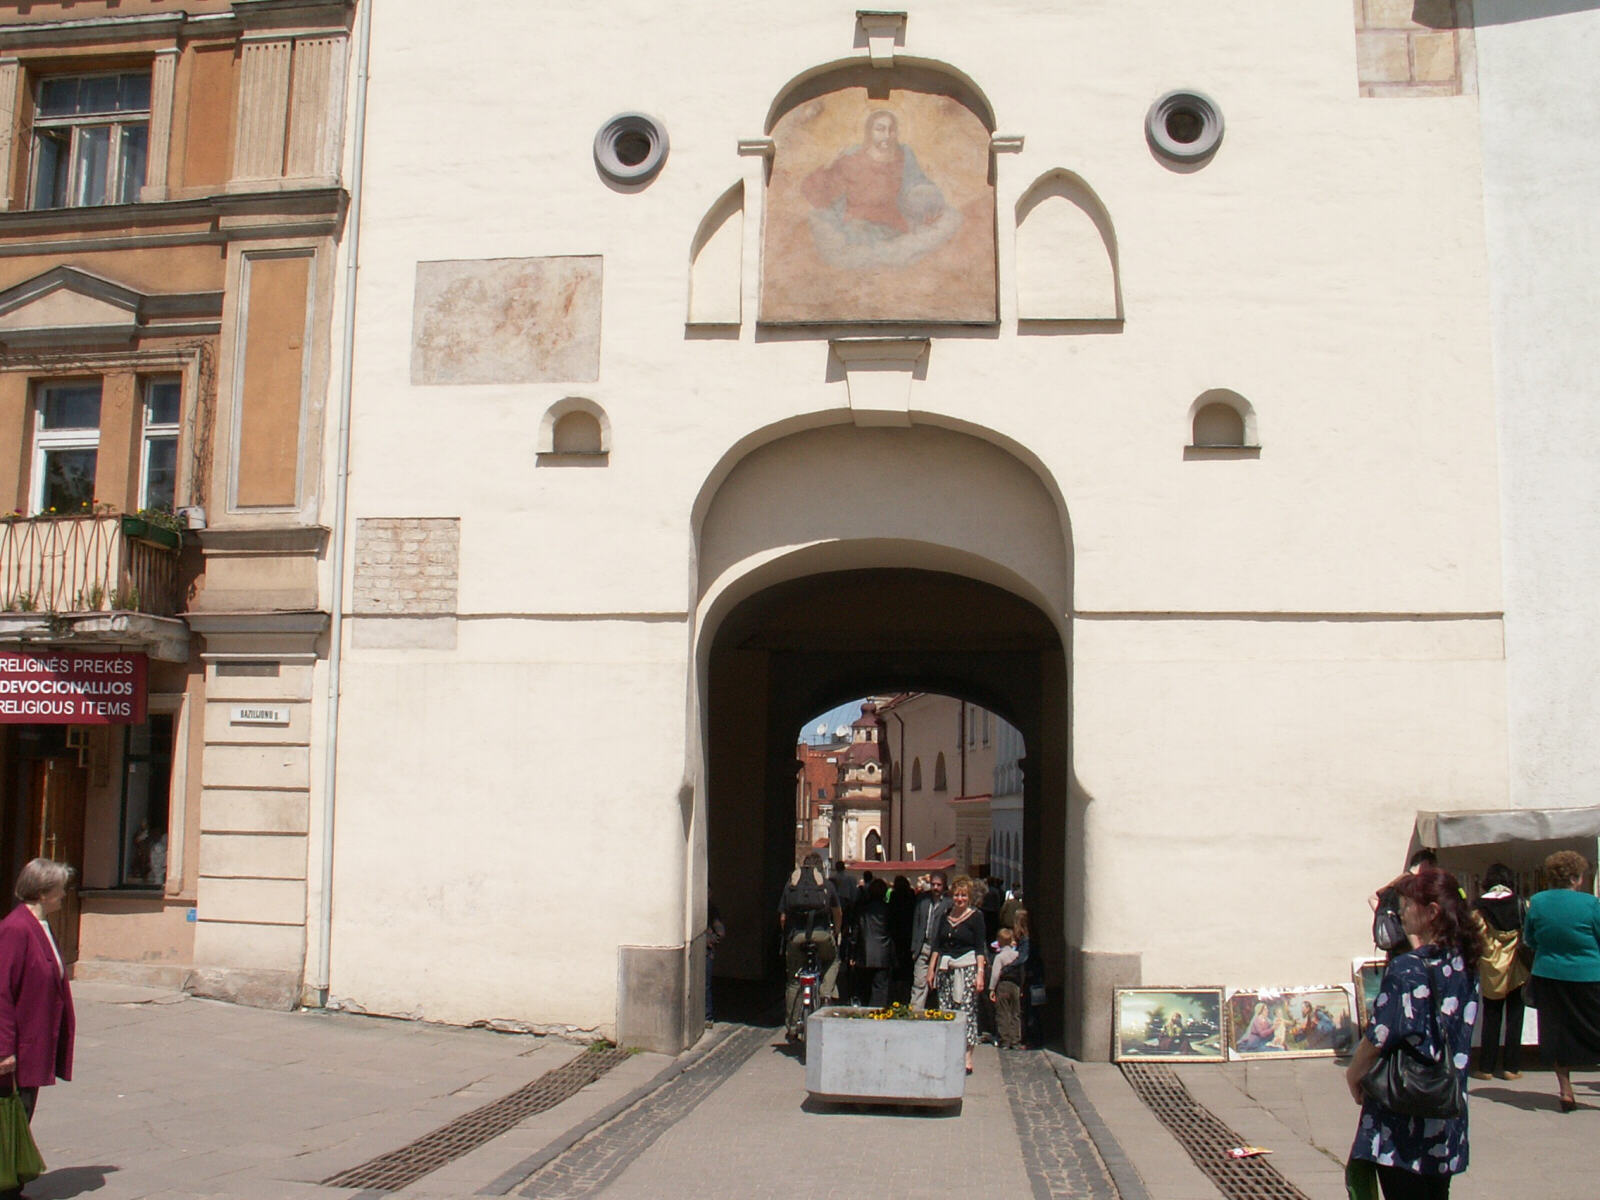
800,109,962,269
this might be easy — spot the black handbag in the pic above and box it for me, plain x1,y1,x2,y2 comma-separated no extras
1359,960,1462,1119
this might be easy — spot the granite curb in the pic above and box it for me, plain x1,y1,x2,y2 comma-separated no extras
475,1022,740,1195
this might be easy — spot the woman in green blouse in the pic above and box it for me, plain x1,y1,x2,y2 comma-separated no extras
1523,850,1600,1112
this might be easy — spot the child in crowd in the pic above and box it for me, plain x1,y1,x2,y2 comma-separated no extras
989,928,1024,1050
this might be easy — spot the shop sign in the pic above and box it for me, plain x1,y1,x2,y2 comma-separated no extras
0,651,147,724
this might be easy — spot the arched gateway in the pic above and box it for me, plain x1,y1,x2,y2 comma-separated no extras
678,418,1106,1057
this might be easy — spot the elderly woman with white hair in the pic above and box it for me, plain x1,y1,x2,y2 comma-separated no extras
0,858,77,1196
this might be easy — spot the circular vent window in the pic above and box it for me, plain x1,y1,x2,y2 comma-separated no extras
1145,90,1224,165
595,113,669,185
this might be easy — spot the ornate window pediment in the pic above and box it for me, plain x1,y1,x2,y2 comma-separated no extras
0,267,221,350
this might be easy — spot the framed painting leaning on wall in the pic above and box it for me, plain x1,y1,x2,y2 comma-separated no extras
1227,985,1359,1060
1352,958,1386,1031
1113,988,1226,1063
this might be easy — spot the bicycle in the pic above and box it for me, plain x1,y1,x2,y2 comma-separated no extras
784,911,832,1061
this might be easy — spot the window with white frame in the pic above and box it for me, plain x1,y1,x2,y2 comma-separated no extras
32,380,101,514
30,71,151,210
140,376,181,512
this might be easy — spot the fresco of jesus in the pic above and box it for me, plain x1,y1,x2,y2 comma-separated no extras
799,109,962,269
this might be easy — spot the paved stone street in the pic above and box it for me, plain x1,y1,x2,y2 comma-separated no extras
18,983,1600,1199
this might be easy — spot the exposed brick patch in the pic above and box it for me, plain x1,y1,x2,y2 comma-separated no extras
1354,0,1475,97
353,517,460,614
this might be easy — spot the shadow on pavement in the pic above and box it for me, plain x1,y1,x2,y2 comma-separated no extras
1469,1085,1572,1113
28,1165,118,1197
801,1095,963,1118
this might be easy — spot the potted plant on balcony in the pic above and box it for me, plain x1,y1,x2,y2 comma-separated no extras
120,507,185,550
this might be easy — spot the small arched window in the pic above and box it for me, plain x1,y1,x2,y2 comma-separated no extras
934,752,948,792
911,757,923,791
865,830,883,861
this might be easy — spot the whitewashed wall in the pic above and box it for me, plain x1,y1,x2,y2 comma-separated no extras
327,1,1508,1035
1476,2,1600,809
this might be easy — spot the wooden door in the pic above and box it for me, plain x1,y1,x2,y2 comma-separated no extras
27,757,85,964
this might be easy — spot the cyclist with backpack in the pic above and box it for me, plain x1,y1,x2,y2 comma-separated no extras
779,852,843,1038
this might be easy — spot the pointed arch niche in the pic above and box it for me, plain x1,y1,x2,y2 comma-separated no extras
687,181,743,328
1015,171,1121,322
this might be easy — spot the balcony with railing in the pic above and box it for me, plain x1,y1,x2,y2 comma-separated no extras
0,514,189,660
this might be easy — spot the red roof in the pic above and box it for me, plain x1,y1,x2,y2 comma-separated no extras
844,856,957,872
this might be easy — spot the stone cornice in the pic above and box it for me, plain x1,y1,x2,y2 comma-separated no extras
195,525,330,554
0,2,355,48
185,610,328,635
0,187,348,255
0,12,186,49
0,612,190,662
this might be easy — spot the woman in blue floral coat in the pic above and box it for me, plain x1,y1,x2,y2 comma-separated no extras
1344,867,1480,1200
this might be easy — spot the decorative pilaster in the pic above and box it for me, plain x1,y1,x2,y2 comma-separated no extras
737,138,773,331
231,35,292,185
285,33,349,181
990,134,1025,327
140,48,178,202
0,60,19,211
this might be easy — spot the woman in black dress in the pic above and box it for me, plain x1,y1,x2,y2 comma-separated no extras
1522,850,1600,1111
927,874,987,1074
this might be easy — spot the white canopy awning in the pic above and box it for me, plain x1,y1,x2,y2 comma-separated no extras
1415,806,1600,849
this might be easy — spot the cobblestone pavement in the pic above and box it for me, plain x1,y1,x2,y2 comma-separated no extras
27,984,1600,1200
508,1024,771,1198
1001,1049,1129,1200
550,1027,1031,1200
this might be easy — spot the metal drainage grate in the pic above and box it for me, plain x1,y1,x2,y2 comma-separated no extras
1120,1063,1312,1200
324,1044,632,1192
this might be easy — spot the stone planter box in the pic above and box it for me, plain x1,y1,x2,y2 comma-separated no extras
804,1007,966,1107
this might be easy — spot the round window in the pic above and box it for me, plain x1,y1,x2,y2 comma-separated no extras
1145,90,1224,164
594,113,669,185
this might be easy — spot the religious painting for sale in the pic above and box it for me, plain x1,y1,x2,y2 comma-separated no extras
1113,988,1227,1063
1227,985,1359,1061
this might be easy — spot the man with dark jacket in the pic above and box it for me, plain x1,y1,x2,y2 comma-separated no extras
855,878,896,1006
779,852,842,1037
909,871,951,1011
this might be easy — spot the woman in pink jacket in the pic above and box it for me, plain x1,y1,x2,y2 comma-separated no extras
0,858,76,1196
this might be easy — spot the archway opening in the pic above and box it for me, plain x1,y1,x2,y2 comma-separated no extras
702,568,1069,1041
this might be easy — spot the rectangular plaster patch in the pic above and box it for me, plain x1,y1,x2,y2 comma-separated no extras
411,255,601,384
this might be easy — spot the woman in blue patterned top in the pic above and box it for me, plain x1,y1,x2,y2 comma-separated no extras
1344,867,1479,1200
